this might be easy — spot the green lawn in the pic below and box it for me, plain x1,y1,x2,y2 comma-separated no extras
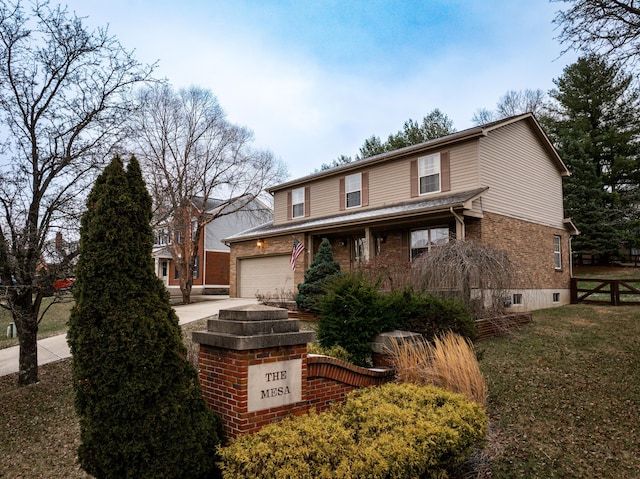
0,295,75,349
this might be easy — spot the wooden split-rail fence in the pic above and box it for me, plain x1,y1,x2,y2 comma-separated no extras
570,278,640,306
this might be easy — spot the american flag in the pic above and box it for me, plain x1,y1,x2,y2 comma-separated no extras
290,238,305,271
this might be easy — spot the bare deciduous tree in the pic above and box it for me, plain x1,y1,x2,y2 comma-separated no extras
553,0,640,69
0,1,154,385
496,89,547,118
132,84,286,303
472,89,547,126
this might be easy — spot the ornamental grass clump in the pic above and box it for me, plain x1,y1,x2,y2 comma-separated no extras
387,331,487,406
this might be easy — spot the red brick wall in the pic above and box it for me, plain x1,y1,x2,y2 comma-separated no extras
306,355,395,413
198,344,394,441
466,212,571,289
198,343,310,441
205,251,229,285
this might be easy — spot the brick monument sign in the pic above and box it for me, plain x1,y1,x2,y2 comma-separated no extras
194,304,395,442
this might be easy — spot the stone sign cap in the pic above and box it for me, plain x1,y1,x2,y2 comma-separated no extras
218,304,288,321
193,304,316,350
370,330,422,354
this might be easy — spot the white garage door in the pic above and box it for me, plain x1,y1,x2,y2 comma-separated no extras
238,255,295,298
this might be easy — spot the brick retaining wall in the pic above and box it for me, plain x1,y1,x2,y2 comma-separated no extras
306,355,395,412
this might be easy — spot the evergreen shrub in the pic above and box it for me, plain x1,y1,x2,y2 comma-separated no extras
217,383,487,479
316,273,476,366
67,156,221,479
315,273,395,366
383,287,478,341
295,237,341,311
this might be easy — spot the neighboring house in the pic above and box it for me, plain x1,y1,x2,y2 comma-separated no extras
153,196,272,295
225,113,579,310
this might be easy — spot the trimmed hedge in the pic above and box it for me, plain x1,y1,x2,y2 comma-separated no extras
315,273,390,366
217,383,487,479
316,273,477,366
385,287,478,341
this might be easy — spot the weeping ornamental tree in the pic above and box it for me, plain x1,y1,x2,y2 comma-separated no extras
410,240,519,318
67,156,220,479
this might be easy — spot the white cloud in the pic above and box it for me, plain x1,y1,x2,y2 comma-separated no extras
62,0,578,179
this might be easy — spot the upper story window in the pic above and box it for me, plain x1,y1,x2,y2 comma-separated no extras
553,235,562,270
155,228,170,246
291,187,305,218
345,173,362,208
411,151,449,198
340,172,368,211
418,153,440,195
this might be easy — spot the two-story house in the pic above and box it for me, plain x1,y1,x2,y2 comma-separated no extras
225,113,579,310
153,195,272,295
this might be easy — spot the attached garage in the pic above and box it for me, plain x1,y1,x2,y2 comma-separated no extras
237,255,295,298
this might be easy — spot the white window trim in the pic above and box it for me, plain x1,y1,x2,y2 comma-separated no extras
292,187,305,218
345,173,362,209
410,226,449,261
553,235,562,270
418,153,441,195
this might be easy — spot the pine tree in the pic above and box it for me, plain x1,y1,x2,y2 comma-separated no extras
295,238,341,311
67,155,220,479
544,54,640,258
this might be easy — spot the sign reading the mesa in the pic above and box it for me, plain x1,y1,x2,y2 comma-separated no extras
247,358,302,412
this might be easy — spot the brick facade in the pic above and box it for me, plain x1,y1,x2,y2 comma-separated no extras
229,212,571,310
466,212,571,290
205,251,230,285
198,342,394,442
194,305,399,441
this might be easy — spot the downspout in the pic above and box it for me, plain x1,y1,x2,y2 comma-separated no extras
450,207,465,240
569,236,573,278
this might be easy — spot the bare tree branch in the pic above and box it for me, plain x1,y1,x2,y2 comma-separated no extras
130,84,286,303
0,0,155,385
553,0,640,69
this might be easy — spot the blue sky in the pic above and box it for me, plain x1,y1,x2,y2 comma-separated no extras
63,0,577,179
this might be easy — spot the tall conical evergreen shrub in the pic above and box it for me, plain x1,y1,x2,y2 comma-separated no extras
295,237,341,311
67,156,220,479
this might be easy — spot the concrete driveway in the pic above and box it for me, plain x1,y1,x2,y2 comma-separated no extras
0,296,257,377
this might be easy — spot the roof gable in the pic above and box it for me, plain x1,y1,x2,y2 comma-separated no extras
269,113,568,193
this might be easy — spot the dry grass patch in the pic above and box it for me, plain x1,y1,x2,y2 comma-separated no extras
387,331,487,407
481,305,640,478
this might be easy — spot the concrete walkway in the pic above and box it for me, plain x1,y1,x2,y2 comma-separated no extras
0,296,257,377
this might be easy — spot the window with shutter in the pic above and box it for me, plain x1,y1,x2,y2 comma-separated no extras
418,153,440,194
291,187,305,218
345,173,362,208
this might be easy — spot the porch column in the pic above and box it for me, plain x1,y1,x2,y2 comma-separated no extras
451,208,465,241
364,227,371,262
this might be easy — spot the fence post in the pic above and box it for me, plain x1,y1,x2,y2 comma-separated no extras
611,280,619,306
570,277,578,304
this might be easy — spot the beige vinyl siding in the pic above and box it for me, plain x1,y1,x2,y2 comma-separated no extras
479,121,565,229
309,176,341,218
273,141,483,225
448,140,480,192
273,190,288,224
